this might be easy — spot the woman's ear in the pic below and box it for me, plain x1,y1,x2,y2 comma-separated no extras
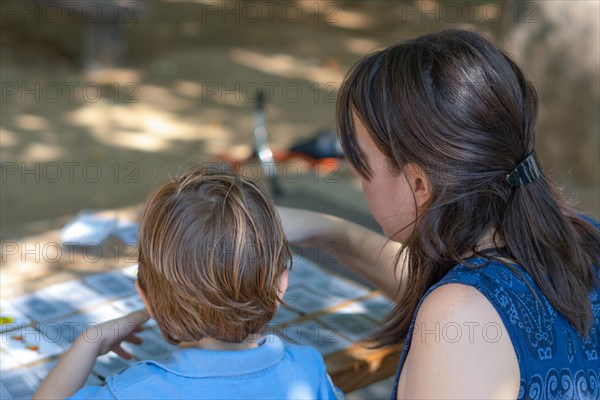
403,163,432,213
277,268,289,299
135,279,154,318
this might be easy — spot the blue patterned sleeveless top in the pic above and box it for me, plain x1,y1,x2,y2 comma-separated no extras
391,255,600,399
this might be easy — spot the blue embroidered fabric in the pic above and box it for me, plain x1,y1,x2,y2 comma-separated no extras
391,236,600,399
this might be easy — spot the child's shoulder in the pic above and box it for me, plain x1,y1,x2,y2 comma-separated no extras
104,360,164,394
278,337,346,399
67,362,161,399
278,337,336,384
106,336,328,389
280,336,326,366
71,336,342,399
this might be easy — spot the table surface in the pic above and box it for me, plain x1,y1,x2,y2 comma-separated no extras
0,206,402,398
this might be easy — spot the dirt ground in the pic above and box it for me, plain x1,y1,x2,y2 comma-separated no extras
1,1,598,242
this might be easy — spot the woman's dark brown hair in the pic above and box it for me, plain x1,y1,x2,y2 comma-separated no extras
137,170,292,344
337,29,600,346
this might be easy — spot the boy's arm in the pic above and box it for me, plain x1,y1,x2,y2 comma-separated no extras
33,310,149,400
33,336,104,399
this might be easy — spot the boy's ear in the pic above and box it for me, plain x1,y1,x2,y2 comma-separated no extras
135,280,154,318
277,268,289,299
402,163,432,213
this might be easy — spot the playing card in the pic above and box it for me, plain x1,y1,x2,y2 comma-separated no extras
311,276,370,301
120,329,177,361
60,211,118,246
282,320,351,355
356,295,395,321
0,383,12,399
317,304,380,341
93,352,134,379
83,271,136,299
10,292,76,322
283,285,347,314
113,220,139,245
29,359,57,380
269,306,301,326
120,264,139,280
0,367,40,400
288,257,332,287
0,327,63,365
109,296,156,328
38,279,108,310
39,304,124,348
110,295,145,314
0,349,21,371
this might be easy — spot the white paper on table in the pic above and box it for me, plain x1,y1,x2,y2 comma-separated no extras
310,277,370,301
120,329,177,361
83,271,136,299
288,257,332,287
356,295,395,321
0,367,40,400
93,352,134,379
60,211,118,246
38,279,109,310
283,285,349,314
39,304,124,348
289,257,370,301
29,359,57,380
0,383,13,400
0,299,31,333
109,295,156,328
0,327,63,365
120,264,139,280
110,294,145,314
10,292,76,323
112,220,139,245
0,349,21,371
317,303,380,341
269,306,301,326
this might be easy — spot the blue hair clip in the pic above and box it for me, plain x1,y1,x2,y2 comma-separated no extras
506,152,543,187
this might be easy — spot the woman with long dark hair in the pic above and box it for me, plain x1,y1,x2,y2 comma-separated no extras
280,29,599,399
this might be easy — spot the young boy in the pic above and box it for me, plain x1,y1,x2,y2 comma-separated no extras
33,170,345,399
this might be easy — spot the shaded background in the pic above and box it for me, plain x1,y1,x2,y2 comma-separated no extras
1,0,598,242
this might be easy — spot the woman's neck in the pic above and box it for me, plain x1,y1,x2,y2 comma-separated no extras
461,229,509,260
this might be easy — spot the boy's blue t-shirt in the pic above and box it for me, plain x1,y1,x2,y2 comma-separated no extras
69,334,345,399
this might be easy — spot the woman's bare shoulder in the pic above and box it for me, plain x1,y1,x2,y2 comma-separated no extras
396,283,520,400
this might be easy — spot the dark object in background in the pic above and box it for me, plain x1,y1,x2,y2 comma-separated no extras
291,129,344,160
80,0,148,74
220,90,345,199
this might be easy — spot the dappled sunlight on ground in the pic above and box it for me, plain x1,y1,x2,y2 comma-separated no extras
0,1,598,241
229,48,344,85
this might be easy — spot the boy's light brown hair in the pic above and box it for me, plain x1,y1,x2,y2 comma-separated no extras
137,169,292,344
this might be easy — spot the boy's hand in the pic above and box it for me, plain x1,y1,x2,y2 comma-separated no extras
80,310,150,359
